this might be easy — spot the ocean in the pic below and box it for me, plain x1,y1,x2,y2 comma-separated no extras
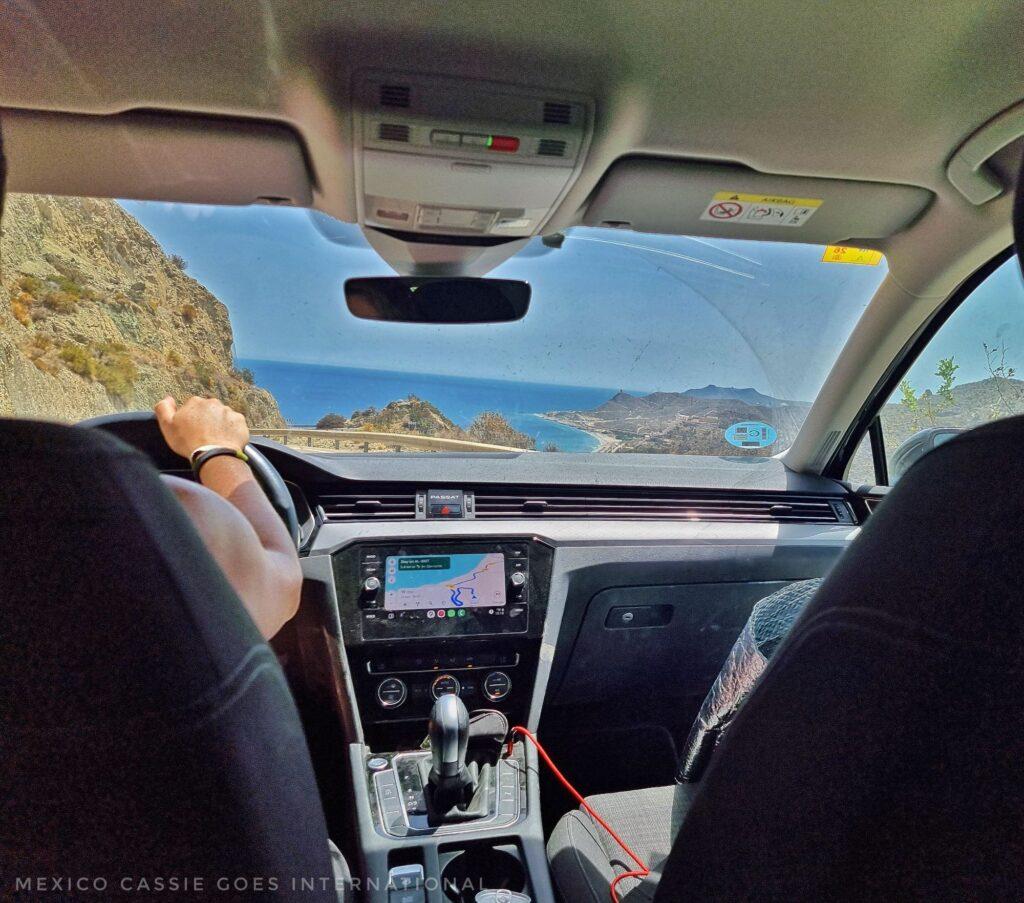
237,359,619,452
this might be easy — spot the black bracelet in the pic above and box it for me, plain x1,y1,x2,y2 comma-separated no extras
190,446,249,477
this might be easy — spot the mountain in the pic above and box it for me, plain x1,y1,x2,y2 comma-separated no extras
318,397,536,449
681,384,790,407
0,194,284,426
545,389,809,455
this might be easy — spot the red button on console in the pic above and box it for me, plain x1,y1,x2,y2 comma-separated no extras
488,135,520,152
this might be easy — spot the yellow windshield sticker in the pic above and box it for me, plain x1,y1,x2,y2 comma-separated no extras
700,192,822,227
821,246,883,266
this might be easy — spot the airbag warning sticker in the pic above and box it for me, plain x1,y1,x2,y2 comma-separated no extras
700,192,822,227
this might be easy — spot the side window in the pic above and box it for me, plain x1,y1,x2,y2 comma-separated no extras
877,257,1024,484
846,431,878,487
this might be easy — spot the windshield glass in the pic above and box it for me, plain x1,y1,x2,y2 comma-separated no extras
1,194,888,456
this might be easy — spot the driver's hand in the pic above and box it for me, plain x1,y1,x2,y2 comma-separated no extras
154,395,250,459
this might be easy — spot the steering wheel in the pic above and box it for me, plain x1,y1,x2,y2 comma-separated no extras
80,411,302,549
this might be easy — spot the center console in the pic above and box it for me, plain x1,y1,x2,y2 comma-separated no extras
331,537,556,902
334,538,552,751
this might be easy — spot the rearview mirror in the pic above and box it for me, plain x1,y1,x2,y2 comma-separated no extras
345,277,530,324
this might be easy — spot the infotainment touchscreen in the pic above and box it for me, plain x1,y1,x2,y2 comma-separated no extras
384,553,506,612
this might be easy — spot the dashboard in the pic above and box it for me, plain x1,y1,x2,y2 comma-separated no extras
95,418,863,842
264,442,863,763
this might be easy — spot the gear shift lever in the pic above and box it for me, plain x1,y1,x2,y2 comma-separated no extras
428,693,472,809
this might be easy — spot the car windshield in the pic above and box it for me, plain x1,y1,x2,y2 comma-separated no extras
1,194,888,456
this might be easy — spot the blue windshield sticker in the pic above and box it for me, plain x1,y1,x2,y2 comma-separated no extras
725,421,777,449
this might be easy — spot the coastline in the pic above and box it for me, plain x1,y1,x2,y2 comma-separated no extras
537,413,618,453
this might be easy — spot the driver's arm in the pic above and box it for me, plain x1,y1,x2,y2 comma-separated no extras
155,396,302,640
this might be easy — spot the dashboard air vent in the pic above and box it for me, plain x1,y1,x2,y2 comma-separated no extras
537,138,568,157
472,487,849,524
318,487,416,522
542,101,573,124
378,122,411,142
379,84,411,108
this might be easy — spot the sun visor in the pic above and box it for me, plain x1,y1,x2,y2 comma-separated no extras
2,109,313,207
583,158,932,244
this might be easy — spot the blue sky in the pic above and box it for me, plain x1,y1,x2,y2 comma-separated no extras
898,257,1024,397
122,200,894,401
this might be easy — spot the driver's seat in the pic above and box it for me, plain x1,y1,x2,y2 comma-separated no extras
0,419,337,898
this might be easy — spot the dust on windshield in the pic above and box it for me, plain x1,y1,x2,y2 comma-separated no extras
0,194,888,456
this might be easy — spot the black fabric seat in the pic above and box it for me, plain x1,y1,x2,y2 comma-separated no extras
549,415,1024,901
0,420,337,899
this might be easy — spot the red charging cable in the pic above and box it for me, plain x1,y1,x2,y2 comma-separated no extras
506,725,650,903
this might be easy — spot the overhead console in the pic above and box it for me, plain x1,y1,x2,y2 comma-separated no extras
353,72,593,241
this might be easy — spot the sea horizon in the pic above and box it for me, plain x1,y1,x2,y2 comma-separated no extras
237,358,629,452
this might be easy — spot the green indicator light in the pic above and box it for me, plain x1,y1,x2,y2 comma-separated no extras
486,135,493,147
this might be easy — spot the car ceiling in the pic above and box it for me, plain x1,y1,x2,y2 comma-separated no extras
2,0,1023,474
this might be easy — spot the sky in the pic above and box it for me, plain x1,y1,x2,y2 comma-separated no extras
898,256,1024,397
121,200,895,401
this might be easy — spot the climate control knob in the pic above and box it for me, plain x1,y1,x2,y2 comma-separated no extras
376,677,407,709
483,671,512,702
363,575,382,595
509,571,526,592
431,673,461,699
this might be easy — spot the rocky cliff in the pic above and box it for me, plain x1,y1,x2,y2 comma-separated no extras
0,194,284,426
320,396,536,449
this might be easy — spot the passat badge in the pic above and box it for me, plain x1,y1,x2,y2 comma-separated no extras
725,421,777,449
426,488,464,518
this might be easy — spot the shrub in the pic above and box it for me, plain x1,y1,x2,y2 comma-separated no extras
57,342,137,400
192,359,215,389
25,334,57,373
170,254,188,271
467,411,536,450
316,413,348,430
166,349,183,367
59,344,97,378
10,292,32,326
180,302,198,325
236,367,255,385
42,290,77,313
95,358,137,400
543,442,560,452
17,274,42,295
53,275,82,297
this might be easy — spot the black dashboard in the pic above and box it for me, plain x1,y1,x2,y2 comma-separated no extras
262,439,861,759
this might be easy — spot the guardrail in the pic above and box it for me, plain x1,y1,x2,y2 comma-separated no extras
252,427,529,454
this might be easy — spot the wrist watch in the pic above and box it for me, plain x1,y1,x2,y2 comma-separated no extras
189,444,249,476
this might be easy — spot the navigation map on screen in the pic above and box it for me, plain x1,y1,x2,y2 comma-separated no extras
383,553,506,611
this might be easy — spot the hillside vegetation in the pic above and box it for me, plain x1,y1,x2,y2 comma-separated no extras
316,397,536,449
0,194,284,425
